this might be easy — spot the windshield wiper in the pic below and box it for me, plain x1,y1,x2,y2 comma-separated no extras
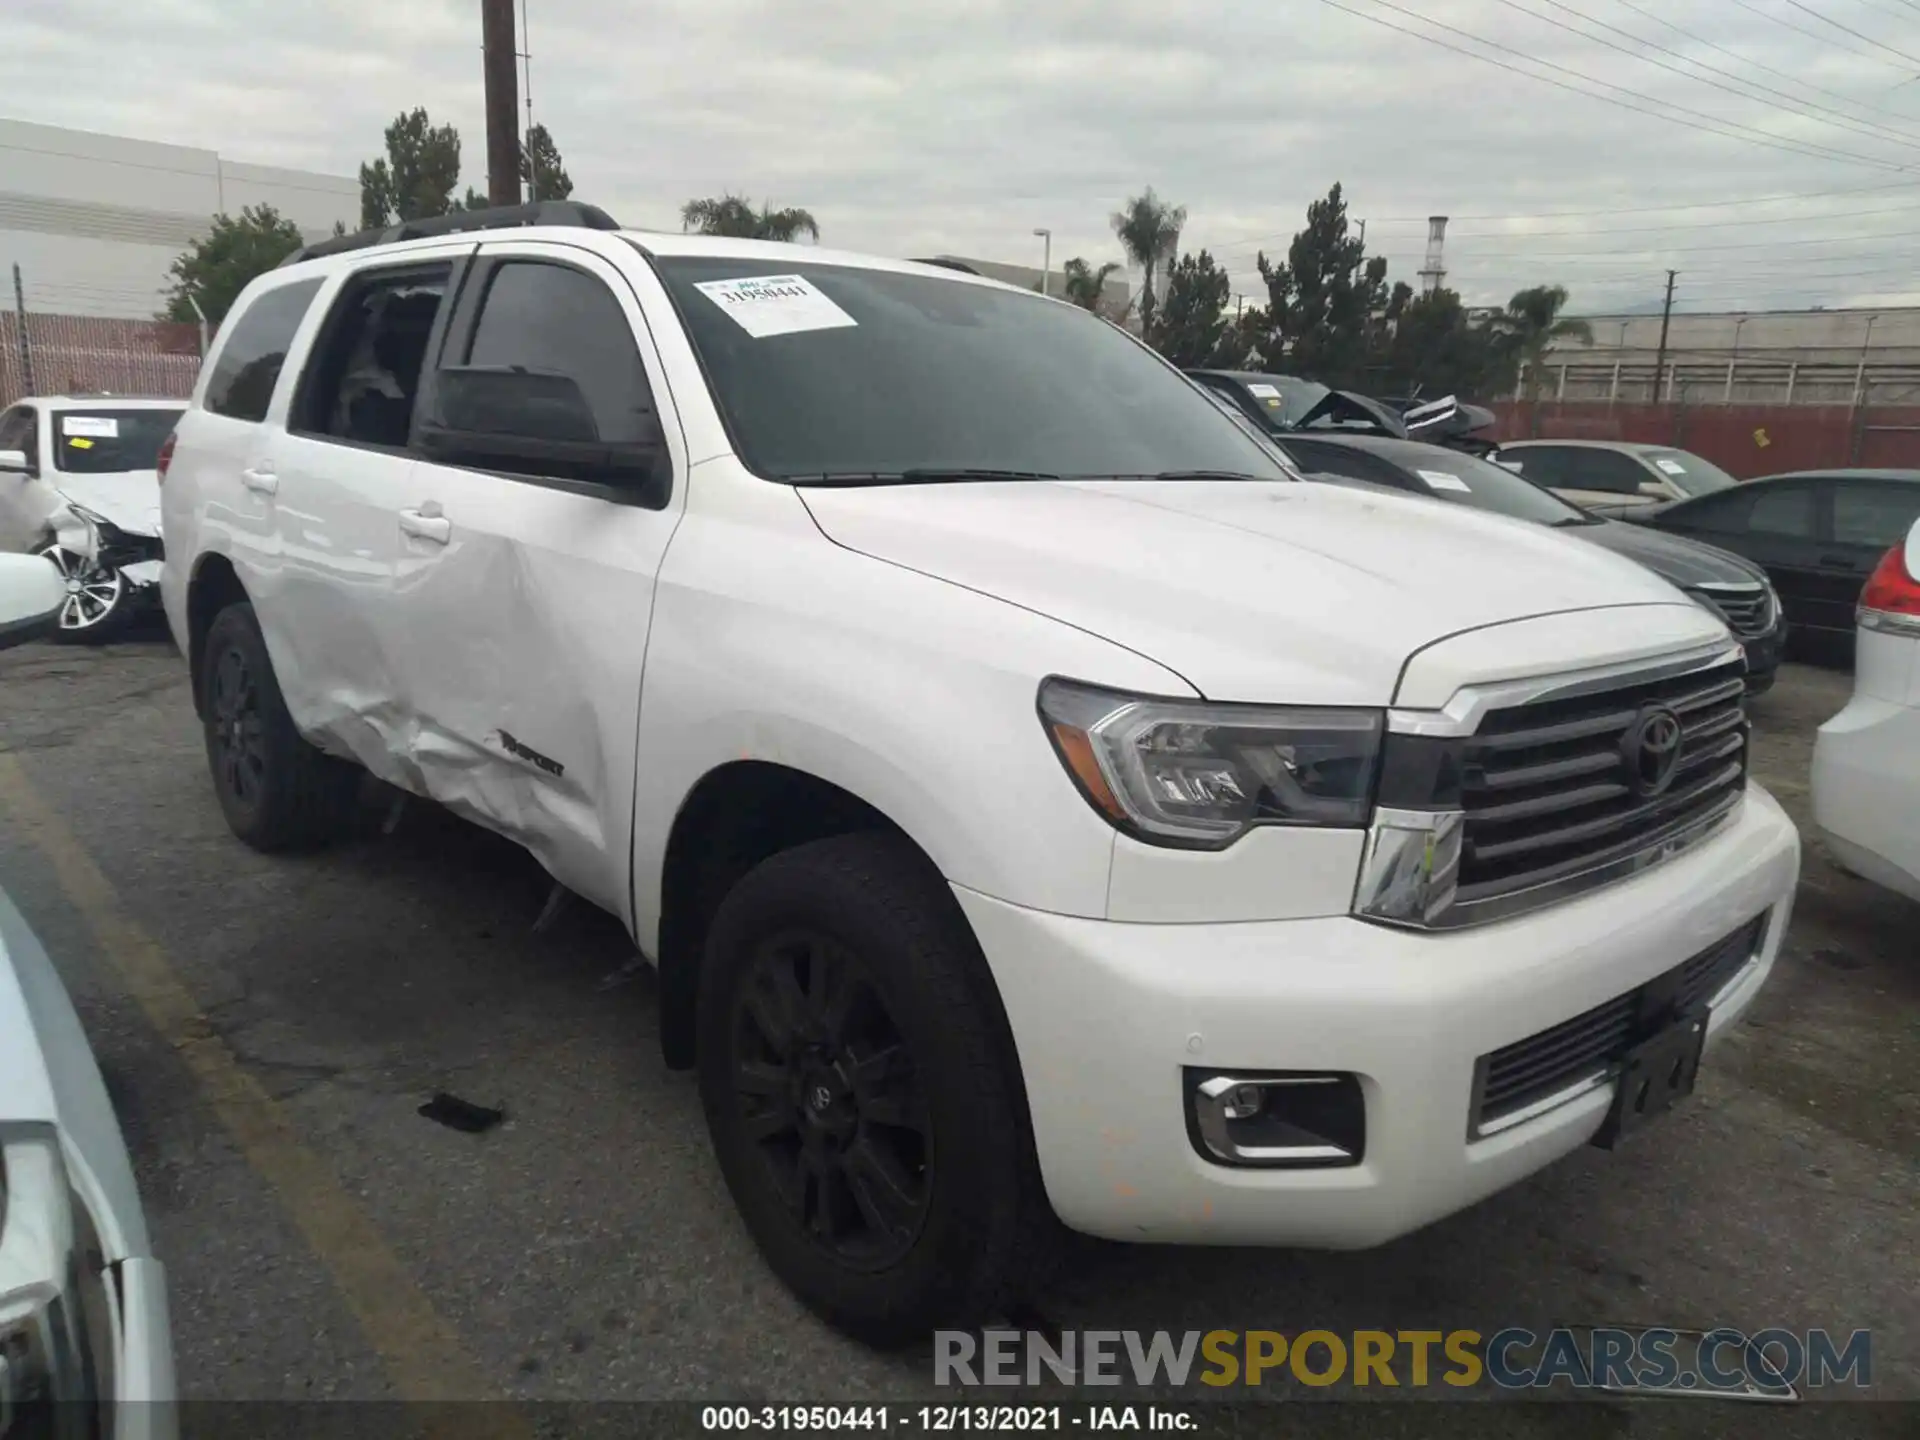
790,468,1061,486
1077,469,1282,483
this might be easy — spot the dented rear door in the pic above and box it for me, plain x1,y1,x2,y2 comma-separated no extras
382,242,686,924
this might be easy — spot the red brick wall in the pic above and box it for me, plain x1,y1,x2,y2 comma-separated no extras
1492,401,1920,478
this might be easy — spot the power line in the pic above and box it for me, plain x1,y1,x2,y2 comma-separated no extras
1609,0,1920,125
1417,199,1920,240
1723,0,1913,71
1377,227,1920,260
1779,0,1920,69
1356,178,1920,225
1309,0,1910,173
1489,0,1920,148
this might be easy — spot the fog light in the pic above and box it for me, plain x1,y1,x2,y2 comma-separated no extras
1221,1084,1265,1121
1185,1071,1365,1168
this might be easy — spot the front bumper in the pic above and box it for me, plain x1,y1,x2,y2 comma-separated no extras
1737,620,1786,691
957,784,1799,1246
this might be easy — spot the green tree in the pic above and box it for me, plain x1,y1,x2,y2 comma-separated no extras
161,204,306,325
359,108,463,228
1111,188,1185,342
1496,284,1593,399
680,194,820,242
1061,257,1123,313
1379,288,1504,399
1248,182,1388,389
521,122,573,201
1153,250,1234,367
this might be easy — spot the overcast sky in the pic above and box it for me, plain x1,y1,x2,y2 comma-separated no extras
7,0,1920,315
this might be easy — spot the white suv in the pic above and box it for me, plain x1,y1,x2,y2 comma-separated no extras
160,204,1800,1344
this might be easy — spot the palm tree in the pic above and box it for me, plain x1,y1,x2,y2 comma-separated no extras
680,194,821,243
1111,188,1186,341
1061,258,1123,313
1499,284,1592,400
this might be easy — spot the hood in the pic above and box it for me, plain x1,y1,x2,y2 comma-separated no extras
1569,519,1767,589
55,471,162,537
799,478,1694,704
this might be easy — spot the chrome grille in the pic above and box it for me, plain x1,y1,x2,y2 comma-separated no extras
1692,584,1771,637
1471,913,1766,1135
1456,657,1748,906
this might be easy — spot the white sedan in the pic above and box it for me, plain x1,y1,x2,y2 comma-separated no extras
1813,516,1920,904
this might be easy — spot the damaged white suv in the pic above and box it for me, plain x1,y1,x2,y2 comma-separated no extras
161,203,1800,1344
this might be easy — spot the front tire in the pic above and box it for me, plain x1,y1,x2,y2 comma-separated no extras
35,542,136,644
200,602,362,851
697,833,1054,1346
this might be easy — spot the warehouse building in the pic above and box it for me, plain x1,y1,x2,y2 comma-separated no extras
0,117,357,322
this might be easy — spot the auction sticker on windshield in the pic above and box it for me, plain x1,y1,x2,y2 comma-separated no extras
61,415,119,438
1418,469,1472,492
1247,383,1282,399
1654,457,1687,475
694,274,858,339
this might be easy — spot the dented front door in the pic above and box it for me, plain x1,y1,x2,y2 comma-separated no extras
382,242,686,924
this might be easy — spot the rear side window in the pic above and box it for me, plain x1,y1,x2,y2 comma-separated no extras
1557,448,1649,495
462,261,657,443
1747,484,1817,538
292,263,453,449
204,279,323,423
1832,482,1920,548
0,404,36,461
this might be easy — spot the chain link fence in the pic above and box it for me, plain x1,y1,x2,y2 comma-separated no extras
0,310,201,407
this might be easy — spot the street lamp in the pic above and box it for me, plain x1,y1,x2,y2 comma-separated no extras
1033,228,1052,296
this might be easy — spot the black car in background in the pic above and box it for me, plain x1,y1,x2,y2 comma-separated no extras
1188,369,1416,438
1620,468,1920,662
1279,431,1788,693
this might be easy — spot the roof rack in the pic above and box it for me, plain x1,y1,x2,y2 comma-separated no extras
279,200,623,268
911,258,981,275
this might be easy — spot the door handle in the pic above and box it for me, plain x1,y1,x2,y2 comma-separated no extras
398,505,452,545
241,466,279,496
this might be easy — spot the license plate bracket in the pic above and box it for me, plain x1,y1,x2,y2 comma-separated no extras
1591,1009,1708,1149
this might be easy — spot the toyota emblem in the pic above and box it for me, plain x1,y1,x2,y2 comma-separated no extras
1622,705,1684,797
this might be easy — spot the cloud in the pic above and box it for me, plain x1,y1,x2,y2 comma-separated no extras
4,0,1918,313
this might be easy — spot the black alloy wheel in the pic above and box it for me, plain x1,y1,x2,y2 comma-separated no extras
207,640,267,814
730,929,932,1269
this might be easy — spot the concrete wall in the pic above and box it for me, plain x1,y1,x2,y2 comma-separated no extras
0,118,357,320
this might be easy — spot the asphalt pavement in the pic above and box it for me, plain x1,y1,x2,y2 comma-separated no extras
0,621,1913,1428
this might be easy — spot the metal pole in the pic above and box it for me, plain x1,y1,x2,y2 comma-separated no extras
186,294,210,358
1033,229,1051,296
1726,316,1747,403
481,0,521,208
1652,269,1676,405
521,0,536,202
12,264,34,398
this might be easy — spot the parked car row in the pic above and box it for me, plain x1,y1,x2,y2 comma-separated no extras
140,201,1806,1346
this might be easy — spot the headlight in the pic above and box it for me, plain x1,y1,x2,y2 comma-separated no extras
0,1130,105,1428
1037,677,1382,847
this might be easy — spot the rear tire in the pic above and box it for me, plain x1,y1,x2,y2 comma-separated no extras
697,832,1055,1346
200,602,361,851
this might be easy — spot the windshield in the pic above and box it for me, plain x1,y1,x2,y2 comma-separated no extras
51,408,183,474
651,256,1293,483
1393,449,1590,525
1644,449,1737,497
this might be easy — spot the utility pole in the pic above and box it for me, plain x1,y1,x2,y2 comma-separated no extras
11,264,34,398
521,0,537,202
1652,269,1677,404
1033,228,1052,296
481,0,522,208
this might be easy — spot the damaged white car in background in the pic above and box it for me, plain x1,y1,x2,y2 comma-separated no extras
0,551,178,1435
0,396,184,642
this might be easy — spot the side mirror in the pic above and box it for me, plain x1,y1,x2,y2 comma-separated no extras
0,552,66,649
0,448,32,477
419,366,667,499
